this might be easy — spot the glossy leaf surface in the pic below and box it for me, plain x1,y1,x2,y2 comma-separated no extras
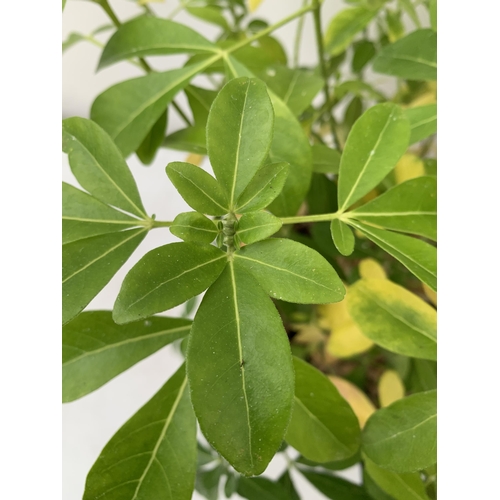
406,104,437,145
166,162,229,216
83,365,196,500
363,390,437,472
114,242,226,323
350,176,437,240
286,358,360,463
63,229,147,325
237,211,282,244
63,311,190,402
347,279,437,360
62,117,146,218
235,239,345,304
187,263,294,476
170,212,219,244
338,103,410,211
331,219,355,256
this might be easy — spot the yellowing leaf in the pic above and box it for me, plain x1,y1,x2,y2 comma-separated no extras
423,283,437,306
359,258,387,280
185,153,204,166
327,321,374,358
249,0,263,12
317,300,351,330
329,376,375,428
293,325,326,344
378,370,405,407
394,154,425,184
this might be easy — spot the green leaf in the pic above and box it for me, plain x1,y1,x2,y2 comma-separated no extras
91,60,217,157
372,29,437,81
63,0,66,11
286,358,360,463
195,464,224,500
399,0,422,28
312,145,341,174
257,65,324,116
363,390,437,472
207,77,274,208
277,470,300,500
170,212,219,244
364,457,429,500
83,364,196,500
237,212,282,244
405,104,437,145
236,162,290,213
187,5,230,30
237,477,290,500
63,311,190,402
350,177,437,240
224,473,239,498
363,468,396,500
347,221,437,290
166,162,229,216
331,219,355,256
352,40,377,73
98,17,218,69
136,110,168,165
113,242,226,324
429,0,437,31
62,32,85,53
186,262,294,476
164,126,207,155
296,453,361,472
186,85,218,125
234,239,345,304
300,470,371,500
63,229,147,325
62,117,147,218
347,279,437,360
335,80,387,102
62,183,140,245
325,7,378,56
337,103,410,211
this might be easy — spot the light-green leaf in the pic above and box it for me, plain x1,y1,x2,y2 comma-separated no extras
347,221,437,291
363,390,437,472
83,364,196,500
98,17,218,69
372,29,437,81
186,262,294,476
113,242,227,324
187,5,230,30
331,219,355,256
63,229,147,325
338,103,410,212
350,177,437,240
325,7,378,56
207,77,274,207
347,279,437,360
234,239,345,304
136,110,168,165
166,161,229,216
286,358,360,463
62,183,140,244
299,470,371,500
312,145,341,174
63,311,190,402
406,104,437,145
237,211,282,244
91,59,218,157
62,117,147,218
235,162,290,213
429,0,437,31
170,212,219,244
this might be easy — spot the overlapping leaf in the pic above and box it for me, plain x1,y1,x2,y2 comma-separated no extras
237,211,282,244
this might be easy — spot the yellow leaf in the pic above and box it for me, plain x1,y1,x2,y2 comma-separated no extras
185,153,204,166
423,283,437,306
317,300,350,330
249,0,264,12
329,376,376,428
394,153,425,184
359,258,387,280
378,370,405,407
327,321,374,358
293,325,325,344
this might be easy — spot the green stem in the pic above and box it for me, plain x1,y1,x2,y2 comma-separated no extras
95,0,121,28
293,0,307,67
281,212,343,225
171,100,193,127
152,220,173,228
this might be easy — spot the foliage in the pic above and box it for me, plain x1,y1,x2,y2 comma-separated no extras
62,0,437,498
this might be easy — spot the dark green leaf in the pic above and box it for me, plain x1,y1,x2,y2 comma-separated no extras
197,442,217,467
286,358,360,463
187,5,230,30
350,177,437,240
237,477,290,500
296,452,361,472
352,40,377,73
405,104,437,145
98,17,218,69
363,390,437,472
347,279,437,360
187,263,294,476
347,221,437,290
62,117,147,218
300,470,371,500
363,467,396,500
170,212,219,244
277,470,300,500
409,359,437,393
166,162,229,216
312,145,341,174
234,239,345,304
136,110,168,165
207,77,274,208
195,464,224,500
237,211,282,244
331,219,355,256
236,162,290,213
337,103,410,211
224,473,239,498
372,29,437,81
83,364,196,500
114,242,226,324
63,229,147,325
63,311,190,402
